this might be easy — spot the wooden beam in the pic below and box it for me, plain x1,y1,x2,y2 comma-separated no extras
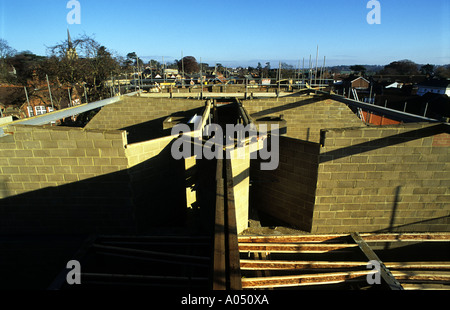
238,233,450,243
213,161,226,290
91,244,210,263
360,233,450,242
225,159,242,290
391,271,450,283
401,283,450,291
385,262,450,270
241,270,372,289
238,235,351,243
351,232,404,290
239,243,358,253
99,241,210,247
95,251,209,268
82,273,209,283
240,260,368,270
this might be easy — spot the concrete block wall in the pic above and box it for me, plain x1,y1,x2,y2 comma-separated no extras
0,124,134,234
250,136,321,231
85,96,205,131
312,123,450,233
243,96,366,143
228,146,251,234
1,124,128,198
124,134,187,232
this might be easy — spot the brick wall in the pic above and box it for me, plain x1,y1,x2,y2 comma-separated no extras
228,146,251,234
1,124,128,198
85,96,206,131
243,95,366,143
0,124,134,234
312,123,450,233
125,134,188,233
250,136,321,231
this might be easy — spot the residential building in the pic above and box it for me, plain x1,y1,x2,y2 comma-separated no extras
417,79,450,96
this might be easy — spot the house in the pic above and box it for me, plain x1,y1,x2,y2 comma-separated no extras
417,79,450,96
386,82,403,89
21,96,55,118
333,76,371,97
344,76,370,90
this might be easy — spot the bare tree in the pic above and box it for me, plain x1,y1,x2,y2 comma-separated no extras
0,39,16,59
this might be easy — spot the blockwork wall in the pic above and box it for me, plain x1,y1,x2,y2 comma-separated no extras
250,136,321,231
0,124,133,234
228,146,251,234
312,123,450,233
85,97,205,131
243,96,366,143
0,124,190,235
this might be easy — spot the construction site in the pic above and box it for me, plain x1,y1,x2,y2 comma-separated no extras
0,85,449,291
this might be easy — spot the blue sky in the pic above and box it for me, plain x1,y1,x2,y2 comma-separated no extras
0,0,449,67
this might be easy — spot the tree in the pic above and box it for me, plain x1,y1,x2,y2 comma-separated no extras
0,39,17,82
350,65,367,76
256,62,263,76
0,39,16,59
435,65,450,79
8,51,46,85
216,63,224,74
43,34,121,101
420,64,435,77
381,60,419,75
125,52,137,68
177,56,199,74
148,59,161,69
199,62,209,73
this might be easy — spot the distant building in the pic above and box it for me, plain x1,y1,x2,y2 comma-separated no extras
344,76,370,90
385,82,403,89
21,96,54,118
417,80,450,96
66,29,78,60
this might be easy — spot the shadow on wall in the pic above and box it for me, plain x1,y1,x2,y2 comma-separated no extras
127,140,188,234
0,142,188,236
249,136,321,232
121,107,206,144
0,179,9,200
320,123,450,163
246,97,318,120
0,141,212,289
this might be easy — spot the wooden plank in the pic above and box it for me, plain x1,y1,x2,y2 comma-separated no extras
241,270,371,289
213,162,226,290
95,251,209,268
391,271,450,283
97,235,211,242
225,159,242,290
240,260,368,270
360,233,450,242
351,232,404,290
99,241,210,247
239,243,358,253
91,244,210,262
82,273,209,283
401,283,450,291
238,235,351,243
385,262,450,270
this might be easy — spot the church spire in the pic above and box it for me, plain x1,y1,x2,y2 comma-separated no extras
67,28,73,50
66,29,78,60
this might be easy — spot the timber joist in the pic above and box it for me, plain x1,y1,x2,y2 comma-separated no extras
239,243,358,254
238,233,450,290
